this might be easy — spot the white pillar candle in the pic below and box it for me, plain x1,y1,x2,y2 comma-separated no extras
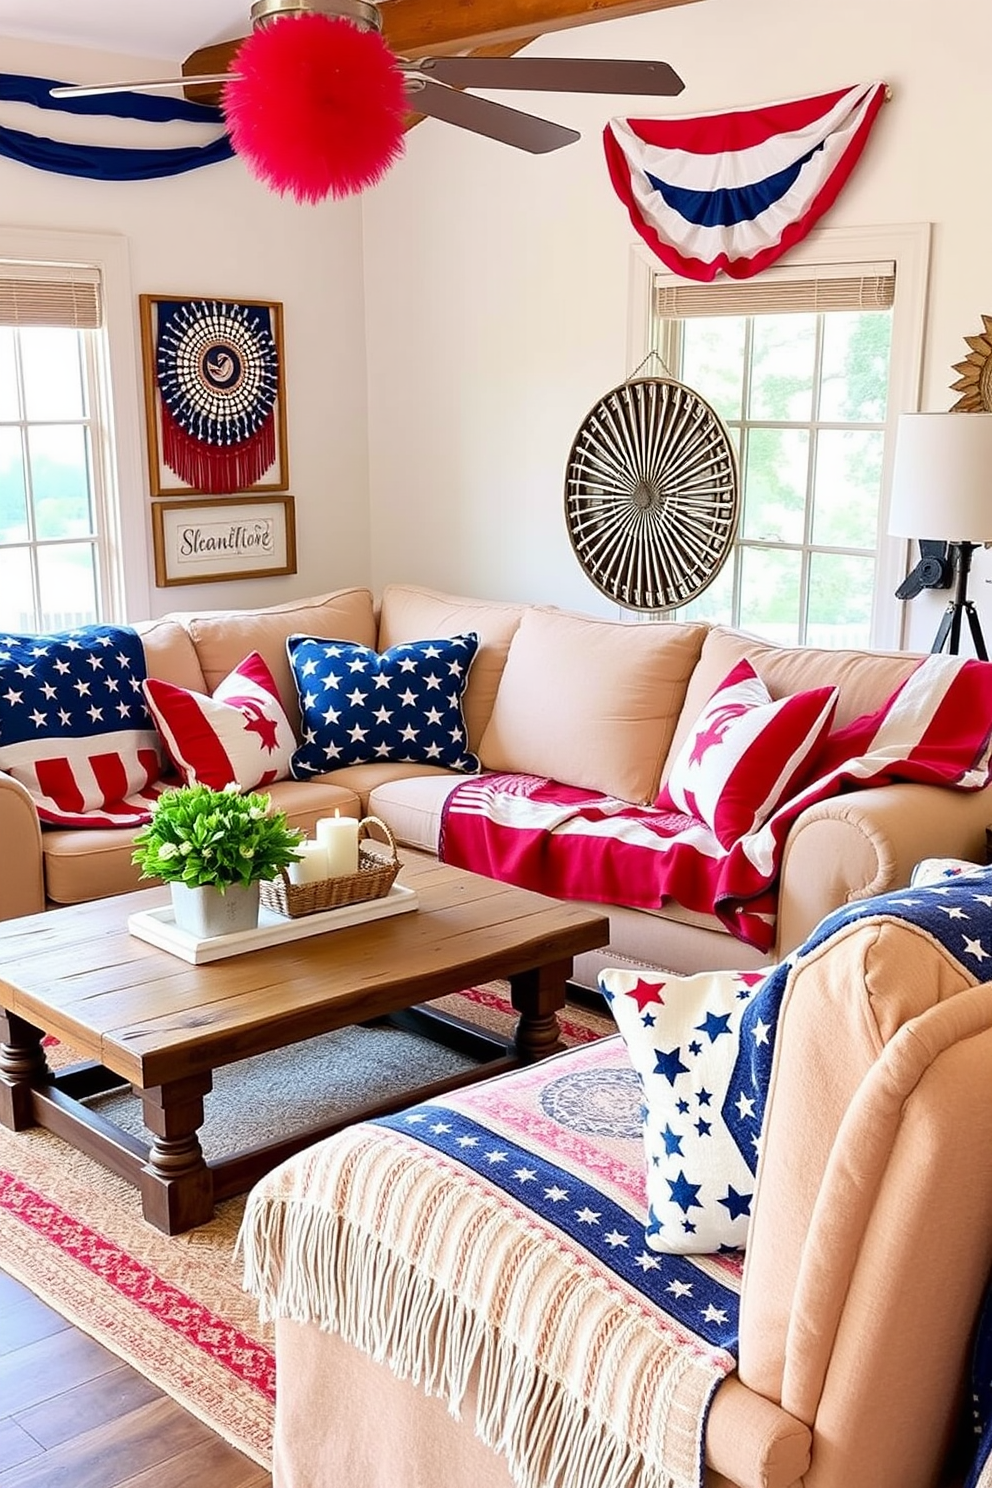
316,812,360,877
287,839,330,885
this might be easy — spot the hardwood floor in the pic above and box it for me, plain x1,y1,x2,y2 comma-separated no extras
0,1270,271,1488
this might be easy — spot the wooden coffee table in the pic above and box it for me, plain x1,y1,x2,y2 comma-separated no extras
0,855,608,1234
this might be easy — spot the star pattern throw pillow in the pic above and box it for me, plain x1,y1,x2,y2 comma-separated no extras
288,633,481,776
602,965,771,1253
143,651,295,792
656,658,838,848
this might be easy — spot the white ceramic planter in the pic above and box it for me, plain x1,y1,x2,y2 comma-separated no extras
170,881,260,939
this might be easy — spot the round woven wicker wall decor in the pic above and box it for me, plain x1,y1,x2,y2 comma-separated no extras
564,376,740,612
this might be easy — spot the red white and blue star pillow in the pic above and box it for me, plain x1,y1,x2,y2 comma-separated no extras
602,966,769,1253
288,633,480,775
656,658,838,848
604,81,888,281
143,651,295,792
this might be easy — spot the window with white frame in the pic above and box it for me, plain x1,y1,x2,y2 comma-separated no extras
635,225,930,650
0,262,119,633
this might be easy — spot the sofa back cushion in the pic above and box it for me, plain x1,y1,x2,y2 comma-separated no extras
135,618,207,694
478,609,708,803
170,588,377,734
662,627,922,787
377,584,526,751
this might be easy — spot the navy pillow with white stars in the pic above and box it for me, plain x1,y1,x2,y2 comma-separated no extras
287,632,481,776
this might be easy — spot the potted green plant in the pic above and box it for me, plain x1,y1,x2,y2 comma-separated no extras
132,782,305,938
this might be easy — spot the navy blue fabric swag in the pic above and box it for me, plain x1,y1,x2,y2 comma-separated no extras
0,73,233,181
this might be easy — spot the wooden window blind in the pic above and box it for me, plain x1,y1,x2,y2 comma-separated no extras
0,261,103,328
654,263,896,319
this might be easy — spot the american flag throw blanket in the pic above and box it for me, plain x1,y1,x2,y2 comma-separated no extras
441,655,992,951
0,624,164,826
241,1037,743,1488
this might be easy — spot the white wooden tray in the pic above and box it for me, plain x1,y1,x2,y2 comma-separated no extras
127,883,419,965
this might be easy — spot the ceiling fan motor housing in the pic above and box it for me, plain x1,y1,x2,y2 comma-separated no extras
249,0,382,34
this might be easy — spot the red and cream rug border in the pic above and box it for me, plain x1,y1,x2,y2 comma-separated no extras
0,985,613,1468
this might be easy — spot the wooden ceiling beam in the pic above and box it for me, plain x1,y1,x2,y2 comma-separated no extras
378,0,700,56
183,0,699,100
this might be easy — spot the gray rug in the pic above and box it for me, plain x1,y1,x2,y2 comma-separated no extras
87,1022,480,1162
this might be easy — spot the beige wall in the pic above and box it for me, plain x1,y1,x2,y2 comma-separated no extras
0,34,372,619
362,0,992,651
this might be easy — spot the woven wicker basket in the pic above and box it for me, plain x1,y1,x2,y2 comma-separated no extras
259,815,400,920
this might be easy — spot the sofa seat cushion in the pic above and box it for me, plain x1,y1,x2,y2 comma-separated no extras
478,609,707,804
42,778,362,905
376,585,527,751
171,588,377,734
367,773,466,854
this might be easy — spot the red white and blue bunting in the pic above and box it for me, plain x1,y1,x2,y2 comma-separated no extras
604,81,888,282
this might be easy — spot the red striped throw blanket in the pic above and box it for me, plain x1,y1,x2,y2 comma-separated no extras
440,655,992,951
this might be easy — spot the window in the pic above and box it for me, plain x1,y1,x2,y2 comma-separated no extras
630,225,931,650
0,228,148,633
0,263,115,633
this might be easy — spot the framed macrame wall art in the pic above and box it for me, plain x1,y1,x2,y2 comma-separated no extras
564,375,739,612
139,294,289,496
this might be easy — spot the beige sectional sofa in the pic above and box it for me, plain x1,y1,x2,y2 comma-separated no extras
1,584,989,991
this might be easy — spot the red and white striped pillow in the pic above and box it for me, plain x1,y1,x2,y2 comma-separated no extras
656,658,838,848
143,651,295,792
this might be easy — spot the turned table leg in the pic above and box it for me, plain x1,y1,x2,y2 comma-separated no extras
508,960,570,1063
139,1072,214,1235
0,1010,50,1130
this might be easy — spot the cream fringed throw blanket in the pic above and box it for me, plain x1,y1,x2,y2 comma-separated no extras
240,1039,741,1488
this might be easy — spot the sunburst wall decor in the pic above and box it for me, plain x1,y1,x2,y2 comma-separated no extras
950,313,992,411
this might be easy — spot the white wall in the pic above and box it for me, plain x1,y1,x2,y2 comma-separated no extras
362,0,992,649
0,35,372,619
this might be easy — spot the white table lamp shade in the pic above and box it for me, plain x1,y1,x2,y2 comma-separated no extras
889,411,992,542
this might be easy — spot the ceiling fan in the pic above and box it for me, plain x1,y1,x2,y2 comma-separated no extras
51,0,685,198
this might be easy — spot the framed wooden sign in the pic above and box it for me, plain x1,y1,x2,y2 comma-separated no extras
139,294,289,496
151,495,297,586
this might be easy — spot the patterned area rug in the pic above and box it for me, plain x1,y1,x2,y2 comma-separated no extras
0,985,614,1469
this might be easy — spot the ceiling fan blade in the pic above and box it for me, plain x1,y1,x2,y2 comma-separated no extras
417,55,684,97
50,75,236,100
412,79,579,153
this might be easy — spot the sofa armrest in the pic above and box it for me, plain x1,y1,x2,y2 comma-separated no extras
0,771,45,921
773,781,991,958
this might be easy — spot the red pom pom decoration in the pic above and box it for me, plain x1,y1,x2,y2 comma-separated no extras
223,14,408,203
